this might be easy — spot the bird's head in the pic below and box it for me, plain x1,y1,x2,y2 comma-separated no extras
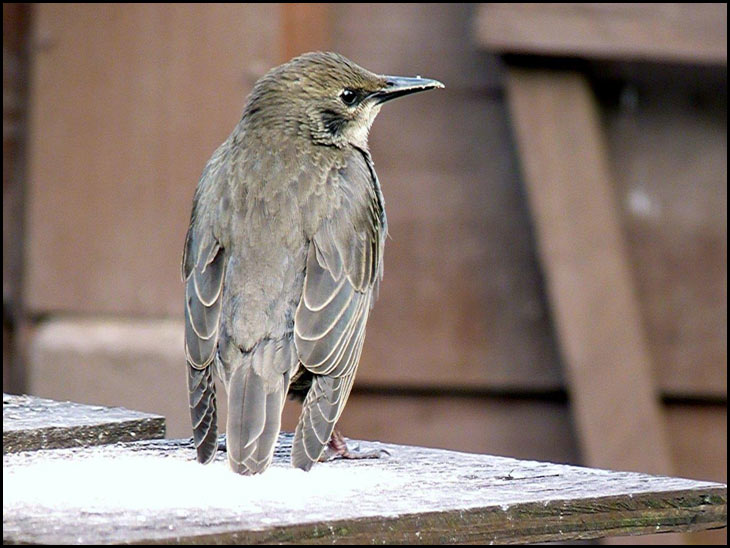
242,51,444,149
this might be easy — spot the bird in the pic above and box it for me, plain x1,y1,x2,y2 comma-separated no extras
183,51,443,474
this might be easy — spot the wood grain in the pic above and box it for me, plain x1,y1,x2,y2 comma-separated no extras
505,68,674,476
2,393,165,453
475,3,728,65
280,3,331,62
24,4,279,316
605,100,727,399
3,435,726,544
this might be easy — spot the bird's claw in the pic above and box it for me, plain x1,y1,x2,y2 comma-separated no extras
319,429,390,462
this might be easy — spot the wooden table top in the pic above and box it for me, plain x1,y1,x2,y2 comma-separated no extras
3,433,726,544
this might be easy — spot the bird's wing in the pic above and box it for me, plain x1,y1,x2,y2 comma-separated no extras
182,151,228,465
292,149,385,469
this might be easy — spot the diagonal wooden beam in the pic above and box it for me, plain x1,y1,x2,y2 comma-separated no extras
504,68,675,478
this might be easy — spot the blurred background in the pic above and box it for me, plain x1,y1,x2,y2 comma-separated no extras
3,4,726,544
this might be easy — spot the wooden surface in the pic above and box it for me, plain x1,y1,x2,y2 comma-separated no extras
12,9,726,545
505,68,673,477
23,3,566,393
2,393,165,453
2,2,29,315
24,4,279,316
605,97,727,399
25,317,581,463
22,3,723,396
334,3,564,393
280,3,331,62
2,2,31,394
475,3,728,65
334,3,504,90
3,434,726,545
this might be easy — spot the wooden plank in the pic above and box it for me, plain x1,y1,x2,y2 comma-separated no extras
605,100,727,399
2,2,31,394
333,3,503,90
280,3,331,62
504,68,674,476
361,90,564,393
283,390,580,465
2,394,165,453
26,316,577,460
3,435,726,544
24,4,279,316
2,3,29,311
475,3,727,65
26,318,190,437
667,403,728,545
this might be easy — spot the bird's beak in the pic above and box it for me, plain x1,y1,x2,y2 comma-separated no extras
370,76,445,104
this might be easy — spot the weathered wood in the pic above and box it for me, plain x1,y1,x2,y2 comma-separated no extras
283,389,581,466
27,318,189,437
475,3,728,65
24,4,279,316
2,394,165,453
280,3,331,63
2,2,31,395
605,99,727,400
2,435,725,545
334,3,504,90
504,68,674,477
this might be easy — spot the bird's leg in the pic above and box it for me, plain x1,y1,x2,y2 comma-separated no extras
319,427,389,461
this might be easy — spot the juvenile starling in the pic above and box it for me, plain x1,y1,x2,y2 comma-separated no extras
183,51,443,474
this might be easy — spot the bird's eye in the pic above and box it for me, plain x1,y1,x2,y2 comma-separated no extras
340,89,359,107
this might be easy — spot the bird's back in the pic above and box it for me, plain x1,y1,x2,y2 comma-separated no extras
184,51,440,475
186,124,385,473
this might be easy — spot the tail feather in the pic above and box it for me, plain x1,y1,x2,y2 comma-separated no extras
225,338,294,475
187,364,218,464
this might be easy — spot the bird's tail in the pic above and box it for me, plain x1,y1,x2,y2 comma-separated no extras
226,338,295,474
187,363,218,464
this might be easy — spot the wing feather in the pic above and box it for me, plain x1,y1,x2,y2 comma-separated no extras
184,234,225,465
184,241,225,368
292,150,386,470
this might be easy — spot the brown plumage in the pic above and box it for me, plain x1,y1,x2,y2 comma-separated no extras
183,51,443,474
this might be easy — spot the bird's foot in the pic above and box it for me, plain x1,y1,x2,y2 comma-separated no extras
319,428,390,462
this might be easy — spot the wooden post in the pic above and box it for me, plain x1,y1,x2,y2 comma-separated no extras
505,68,674,477
475,4,727,542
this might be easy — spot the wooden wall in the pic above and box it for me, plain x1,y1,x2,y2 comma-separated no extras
5,5,725,542
23,4,279,316
605,78,727,399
